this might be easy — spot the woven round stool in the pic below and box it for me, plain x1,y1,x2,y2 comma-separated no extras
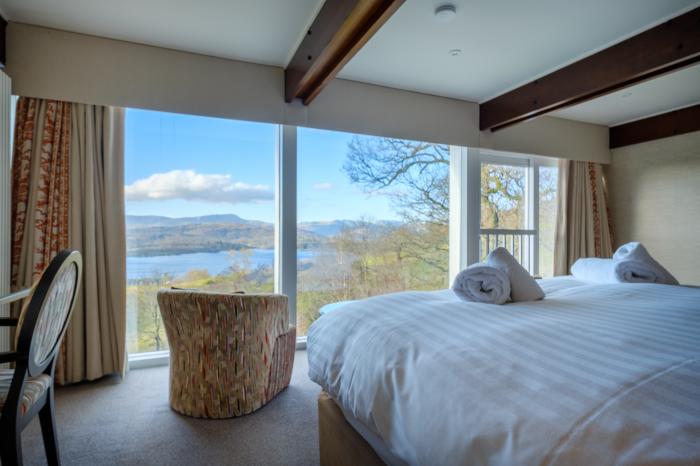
157,290,296,418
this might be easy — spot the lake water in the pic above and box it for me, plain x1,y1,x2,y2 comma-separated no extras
127,249,315,281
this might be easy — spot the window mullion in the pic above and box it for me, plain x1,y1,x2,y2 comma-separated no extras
528,160,539,276
449,146,480,282
275,125,297,326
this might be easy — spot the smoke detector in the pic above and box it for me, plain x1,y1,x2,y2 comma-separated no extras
434,4,457,22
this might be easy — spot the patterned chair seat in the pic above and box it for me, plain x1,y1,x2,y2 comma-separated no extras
0,369,51,416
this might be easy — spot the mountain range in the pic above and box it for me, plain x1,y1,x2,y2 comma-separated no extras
125,215,400,256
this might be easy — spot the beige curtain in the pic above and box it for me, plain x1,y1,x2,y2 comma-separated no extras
553,159,613,275
11,97,126,384
64,104,126,383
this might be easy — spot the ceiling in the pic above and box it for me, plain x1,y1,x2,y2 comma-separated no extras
339,0,699,103
0,0,698,126
0,0,324,66
551,64,700,126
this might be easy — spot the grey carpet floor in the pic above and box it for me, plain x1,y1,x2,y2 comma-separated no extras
23,350,320,466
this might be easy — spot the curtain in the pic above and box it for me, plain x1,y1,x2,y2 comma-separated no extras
63,104,126,383
10,97,126,384
11,99,71,290
553,159,613,275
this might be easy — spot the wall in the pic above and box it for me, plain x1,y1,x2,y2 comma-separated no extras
5,22,611,161
5,23,479,147
606,131,700,285
479,115,610,164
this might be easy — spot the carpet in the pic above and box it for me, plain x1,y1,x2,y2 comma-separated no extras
23,350,320,465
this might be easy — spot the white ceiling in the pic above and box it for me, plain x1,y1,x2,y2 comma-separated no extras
0,0,324,66
551,64,700,126
339,0,700,102
1,0,699,126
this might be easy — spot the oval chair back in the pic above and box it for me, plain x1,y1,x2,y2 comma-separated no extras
16,250,83,378
0,250,82,466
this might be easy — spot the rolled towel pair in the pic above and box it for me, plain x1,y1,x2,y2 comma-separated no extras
571,242,678,285
452,248,545,304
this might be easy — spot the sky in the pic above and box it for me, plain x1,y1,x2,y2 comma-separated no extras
124,108,398,223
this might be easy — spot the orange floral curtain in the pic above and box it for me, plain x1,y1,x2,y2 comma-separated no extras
553,159,614,275
11,98,71,291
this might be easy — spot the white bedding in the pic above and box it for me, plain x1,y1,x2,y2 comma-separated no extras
307,277,700,466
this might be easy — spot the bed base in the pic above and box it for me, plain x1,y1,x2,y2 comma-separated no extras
318,391,386,466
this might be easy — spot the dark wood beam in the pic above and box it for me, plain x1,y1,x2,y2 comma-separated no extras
285,0,404,105
0,15,6,68
609,103,700,148
480,7,700,131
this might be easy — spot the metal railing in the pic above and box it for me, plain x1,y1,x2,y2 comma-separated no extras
479,228,537,273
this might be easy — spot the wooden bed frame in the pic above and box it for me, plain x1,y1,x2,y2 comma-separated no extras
318,391,386,466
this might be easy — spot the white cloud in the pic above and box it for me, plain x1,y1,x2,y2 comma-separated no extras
125,170,273,204
312,182,333,191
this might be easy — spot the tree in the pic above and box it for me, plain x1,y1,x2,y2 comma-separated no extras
480,164,526,229
343,136,530,230
344,138,450,224
342,137,451,277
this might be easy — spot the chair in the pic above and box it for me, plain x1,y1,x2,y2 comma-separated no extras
157,289,296,418
0,250,82,466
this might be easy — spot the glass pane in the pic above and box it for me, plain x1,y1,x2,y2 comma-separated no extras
125,109,276,354
479,162,529,265
538,165,558,277
480,163,527,229
297,128,449,336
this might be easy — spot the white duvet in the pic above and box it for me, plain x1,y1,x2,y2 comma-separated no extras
307,277,700,466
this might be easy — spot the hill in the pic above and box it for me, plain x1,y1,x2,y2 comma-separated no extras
126,215,401,256
126,214,256,227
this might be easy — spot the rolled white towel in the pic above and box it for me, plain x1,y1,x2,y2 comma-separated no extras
452,263,511,305
486,247,545,301
613,242,678,285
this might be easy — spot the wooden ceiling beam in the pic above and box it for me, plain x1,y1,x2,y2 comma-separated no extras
609,103,700,148
285,0,404,105
480,7,700,131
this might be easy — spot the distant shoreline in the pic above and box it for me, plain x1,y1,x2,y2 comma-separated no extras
126,244,318,258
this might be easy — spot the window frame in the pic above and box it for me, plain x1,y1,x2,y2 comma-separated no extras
477,149,558,277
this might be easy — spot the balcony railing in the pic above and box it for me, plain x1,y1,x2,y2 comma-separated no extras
479,228,538,273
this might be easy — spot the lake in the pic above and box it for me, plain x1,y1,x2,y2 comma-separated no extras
127,249,316,281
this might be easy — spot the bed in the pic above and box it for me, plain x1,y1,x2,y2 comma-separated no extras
307,277,700,466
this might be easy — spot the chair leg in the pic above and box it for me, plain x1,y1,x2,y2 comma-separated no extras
39,394,61,466
0,426,23,466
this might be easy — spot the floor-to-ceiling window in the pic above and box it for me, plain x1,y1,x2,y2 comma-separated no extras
296,128,450,335
124,109,276,354
124,112,559,358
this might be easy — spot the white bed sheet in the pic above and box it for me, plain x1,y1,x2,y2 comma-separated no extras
307,277,700,466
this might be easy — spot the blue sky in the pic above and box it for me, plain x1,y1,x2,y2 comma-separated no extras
125,108,398,223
